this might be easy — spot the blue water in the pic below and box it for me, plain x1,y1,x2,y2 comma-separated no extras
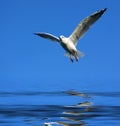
0,89,120,126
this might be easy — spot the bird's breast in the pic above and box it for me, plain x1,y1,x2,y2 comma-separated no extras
60,39,76,53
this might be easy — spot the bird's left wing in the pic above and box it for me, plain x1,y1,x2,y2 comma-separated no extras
69,8,107,46
34,32,60,43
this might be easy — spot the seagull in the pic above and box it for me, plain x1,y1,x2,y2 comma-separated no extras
34,8,107,62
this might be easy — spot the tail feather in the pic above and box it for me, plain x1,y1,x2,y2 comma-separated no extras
65,50,84,59
76,50,84,58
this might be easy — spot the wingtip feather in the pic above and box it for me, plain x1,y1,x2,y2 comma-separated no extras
34,33,39,36
102,8,107,13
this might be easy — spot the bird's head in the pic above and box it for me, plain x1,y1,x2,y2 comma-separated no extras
59,35,65,41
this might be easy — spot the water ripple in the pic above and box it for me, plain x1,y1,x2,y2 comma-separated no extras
0,90,120,126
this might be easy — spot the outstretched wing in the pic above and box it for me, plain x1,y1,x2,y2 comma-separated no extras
69,8,107,46
34,32,60,42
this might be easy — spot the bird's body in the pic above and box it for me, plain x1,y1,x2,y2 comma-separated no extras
35,8,107,62
59,36,80,62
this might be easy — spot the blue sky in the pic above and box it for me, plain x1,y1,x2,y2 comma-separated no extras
0,0,120,92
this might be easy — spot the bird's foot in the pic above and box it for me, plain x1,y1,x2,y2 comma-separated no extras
70,54,74,62
75,56,78,62
70,58,74,62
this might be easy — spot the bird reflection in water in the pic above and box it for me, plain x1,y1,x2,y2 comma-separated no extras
44,90,92,126
0,90,119,125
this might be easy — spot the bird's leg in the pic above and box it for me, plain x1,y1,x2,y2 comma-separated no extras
74,52,78,62
72,50,78,62
75,55,78,61
70,55,74,62
70,58,74,62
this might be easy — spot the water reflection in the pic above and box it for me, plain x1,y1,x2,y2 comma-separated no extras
0,90,120,126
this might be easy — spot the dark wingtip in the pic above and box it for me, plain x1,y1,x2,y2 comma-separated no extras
103,8,107,12
34,33,39,35
97,8,107,15
34,33,42,37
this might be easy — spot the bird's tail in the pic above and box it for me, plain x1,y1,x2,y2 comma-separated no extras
76,50,85,58
65,50,84,59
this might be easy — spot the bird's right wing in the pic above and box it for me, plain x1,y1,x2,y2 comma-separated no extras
34,32,60,43
69,8,107,46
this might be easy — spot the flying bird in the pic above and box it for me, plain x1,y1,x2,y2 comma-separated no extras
34,8,107,62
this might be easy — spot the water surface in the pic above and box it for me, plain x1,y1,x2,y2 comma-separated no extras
0,90,120,126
